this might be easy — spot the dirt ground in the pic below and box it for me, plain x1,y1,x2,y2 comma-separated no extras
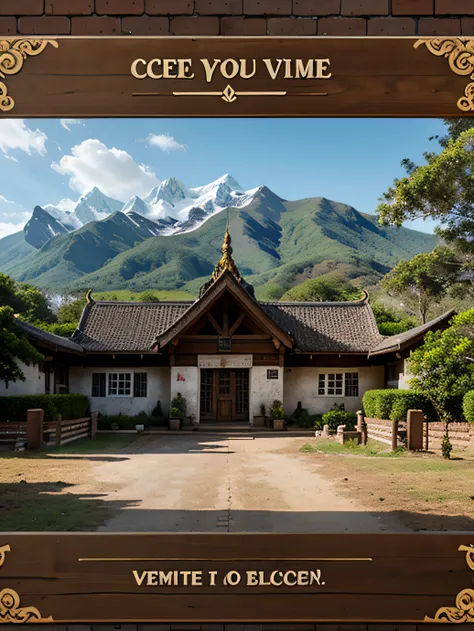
1,434,473,532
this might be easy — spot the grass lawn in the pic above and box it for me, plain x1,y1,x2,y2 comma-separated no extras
299,438,474,531
0,434,139,531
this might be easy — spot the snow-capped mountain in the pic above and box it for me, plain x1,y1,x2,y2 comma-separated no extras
25,175,258,249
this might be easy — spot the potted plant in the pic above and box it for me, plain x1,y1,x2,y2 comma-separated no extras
271,400,285,431
253,403,266,428
169,393,187,431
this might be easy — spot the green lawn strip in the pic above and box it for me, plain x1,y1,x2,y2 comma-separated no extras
299,438,393,456
0,434,139,459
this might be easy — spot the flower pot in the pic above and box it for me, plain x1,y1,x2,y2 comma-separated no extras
253,415,266,427
273,418,285,431
169,418,182,431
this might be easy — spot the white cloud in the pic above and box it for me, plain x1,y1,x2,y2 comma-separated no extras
51,139,160,199
0,194,30,238
60,119,85,132
55,197,76,211
146,133,186,153
0,119,47,156
4,154,19,163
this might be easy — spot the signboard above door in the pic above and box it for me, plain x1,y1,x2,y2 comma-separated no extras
198,355,253,369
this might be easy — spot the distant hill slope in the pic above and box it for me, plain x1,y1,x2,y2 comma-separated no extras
0,187,437,299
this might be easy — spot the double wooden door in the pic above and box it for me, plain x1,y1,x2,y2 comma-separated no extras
200,369,249,421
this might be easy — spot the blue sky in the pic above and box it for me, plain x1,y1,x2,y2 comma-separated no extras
0,117,446,239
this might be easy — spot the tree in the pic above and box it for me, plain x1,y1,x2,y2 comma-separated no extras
370,301,417,335
0,306,43,385
378,129,474,260
0,273,55,323
57,297,86,325
281,275,361,302
381,248,459,324
408,308,474,435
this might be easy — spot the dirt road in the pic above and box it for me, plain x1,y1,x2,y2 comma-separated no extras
92,434,405,532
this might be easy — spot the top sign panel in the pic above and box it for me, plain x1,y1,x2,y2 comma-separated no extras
1,37,474,118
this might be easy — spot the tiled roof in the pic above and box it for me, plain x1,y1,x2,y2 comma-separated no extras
73,301,192,352
369,310,455,356
261,301,384,353
18,320,84,354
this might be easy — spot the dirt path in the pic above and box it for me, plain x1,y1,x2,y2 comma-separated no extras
89,435,405,532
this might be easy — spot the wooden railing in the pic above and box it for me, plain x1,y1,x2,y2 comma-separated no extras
0,410,98,451
43,418,92,447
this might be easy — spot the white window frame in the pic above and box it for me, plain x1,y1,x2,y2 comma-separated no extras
317,372,359,397
107,372,132,397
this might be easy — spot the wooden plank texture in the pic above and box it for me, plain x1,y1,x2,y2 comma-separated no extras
0,534,473,623
0,37,473,117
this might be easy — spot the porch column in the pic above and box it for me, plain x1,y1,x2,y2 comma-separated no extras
170,366,200,425
249,366,284,421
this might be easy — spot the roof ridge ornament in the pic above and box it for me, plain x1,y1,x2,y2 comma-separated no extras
85,289,95,304
211,227,242,282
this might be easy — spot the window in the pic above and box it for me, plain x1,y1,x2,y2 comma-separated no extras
318,372,359,397
133,373,147,398
91,373,106,397
218,337,232,352
108,372,132,397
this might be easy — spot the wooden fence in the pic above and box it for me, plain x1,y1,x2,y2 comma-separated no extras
364,418,406,449
0,410,97,451
0,422,27,451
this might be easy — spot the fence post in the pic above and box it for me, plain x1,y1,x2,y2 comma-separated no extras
55,417,62,447
26,409,44,451
425,419,429,451
407,409,424,451
90,412,98,439
392,420,399,452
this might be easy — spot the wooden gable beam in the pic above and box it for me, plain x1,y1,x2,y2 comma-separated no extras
207,312,224,336
229,312,245,335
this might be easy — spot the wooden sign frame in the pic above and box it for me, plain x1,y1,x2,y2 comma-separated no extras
1,36,474,118
1,534,474,624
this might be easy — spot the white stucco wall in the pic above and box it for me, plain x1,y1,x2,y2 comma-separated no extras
69,366,170,416
399,359,412,390
283,366,385,415
250,366,284,418
0,361,44,396
170,366,199,422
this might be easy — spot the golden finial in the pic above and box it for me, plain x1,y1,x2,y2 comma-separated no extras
85,289,94,304
211,227,241,282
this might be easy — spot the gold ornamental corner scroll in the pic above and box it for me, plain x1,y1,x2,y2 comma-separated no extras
0,544,53,623
425,544,474,623
415,37,474,112
0,39,58,113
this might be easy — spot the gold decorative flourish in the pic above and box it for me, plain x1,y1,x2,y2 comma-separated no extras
415,38,474,112
0,546,10,568
211,228,242,282
173,84,287,103
0,545,53,623
425,544,474,622
0,39,58,112
0,589,53,624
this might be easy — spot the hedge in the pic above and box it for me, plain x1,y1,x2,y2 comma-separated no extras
362,389,433,422
0,394,90,423
463,391,474,424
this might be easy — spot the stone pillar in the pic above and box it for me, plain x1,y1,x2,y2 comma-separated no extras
407,409,424,451
170,366,199,425
27,408,44,451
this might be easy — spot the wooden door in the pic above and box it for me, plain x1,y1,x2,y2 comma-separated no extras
200,368,250,421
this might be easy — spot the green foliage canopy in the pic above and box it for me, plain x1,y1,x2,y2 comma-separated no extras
0,306,43,385
281,275,361,302
408,308,474,426
381,248,459,323
378,128,474,258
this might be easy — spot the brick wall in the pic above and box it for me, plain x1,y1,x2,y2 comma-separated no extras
0,1,472,36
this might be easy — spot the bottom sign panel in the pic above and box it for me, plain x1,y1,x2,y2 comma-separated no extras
0,534,473,624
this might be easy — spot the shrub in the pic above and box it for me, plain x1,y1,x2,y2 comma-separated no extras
271,400,285,419
289,402,312,427
170,393,186,418
441,434,453,459
0,394,89,423
322,409,357,431
362,389,434,422
97,413,163,430
151,400,163,418
313,415,324,431
463,390,474,424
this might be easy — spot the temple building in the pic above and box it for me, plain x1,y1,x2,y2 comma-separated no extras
1,230,454,423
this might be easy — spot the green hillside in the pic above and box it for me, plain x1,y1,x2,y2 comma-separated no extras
0,188,438,299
